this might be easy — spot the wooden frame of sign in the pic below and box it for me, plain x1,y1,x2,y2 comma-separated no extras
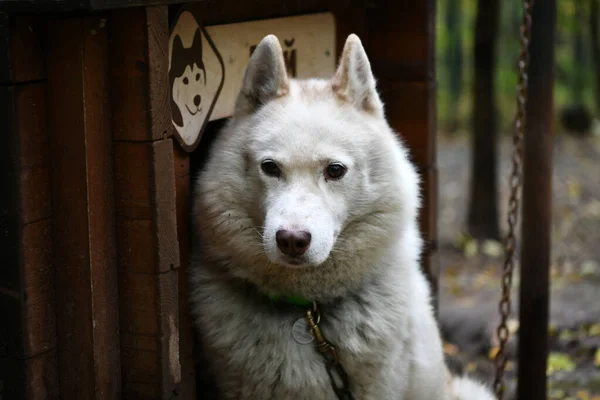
0,1,436,398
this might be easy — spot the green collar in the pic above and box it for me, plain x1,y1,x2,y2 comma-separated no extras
267,293,313,307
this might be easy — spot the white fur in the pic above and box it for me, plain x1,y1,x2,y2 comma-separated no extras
190,34,495,400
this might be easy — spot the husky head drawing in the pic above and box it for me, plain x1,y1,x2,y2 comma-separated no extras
170,29,206,131
195,35,421,300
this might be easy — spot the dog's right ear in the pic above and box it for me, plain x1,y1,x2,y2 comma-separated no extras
235,35,289,116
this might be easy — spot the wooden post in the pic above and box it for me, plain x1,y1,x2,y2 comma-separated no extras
46,16,121,399
517,0,556,399
109,7,182,399
366,0,438,303
0,14,59,400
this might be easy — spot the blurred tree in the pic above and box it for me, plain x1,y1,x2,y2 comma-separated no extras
467,0,500,240
591,0,600,114
574,0,585,103
445,0,463,132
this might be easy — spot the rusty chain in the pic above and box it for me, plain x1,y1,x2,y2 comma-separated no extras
306,303,356,400
493,1,535,398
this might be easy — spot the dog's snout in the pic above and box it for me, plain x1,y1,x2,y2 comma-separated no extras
276,230,311,256
193,95,201,107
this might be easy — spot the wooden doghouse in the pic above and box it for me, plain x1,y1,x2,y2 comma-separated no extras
0,1,436,398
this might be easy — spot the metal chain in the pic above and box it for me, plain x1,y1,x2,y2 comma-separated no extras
493,1,535,398
306,303,356,400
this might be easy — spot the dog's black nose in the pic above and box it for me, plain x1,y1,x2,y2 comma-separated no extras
276,230,311,256
193,95,201,107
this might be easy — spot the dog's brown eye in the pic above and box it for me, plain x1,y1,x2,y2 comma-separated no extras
183,77,189,85
196,73,201,81
325,163,347,180
261,160,281,178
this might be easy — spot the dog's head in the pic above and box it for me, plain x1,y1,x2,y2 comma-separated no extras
196,35,421,300
171,29,206,128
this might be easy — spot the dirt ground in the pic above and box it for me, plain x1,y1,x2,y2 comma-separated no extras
436,131,600,399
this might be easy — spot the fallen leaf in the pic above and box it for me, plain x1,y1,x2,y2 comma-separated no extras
464,239,478,258
465,362,477,373
576,390,590,400
443,342,459,356
581,260,600,277
507,319,520,335
594,348,600,368
567,178,581,202
547,352,576,375
588,323,600,337
548,388,566,398
482,240,504,257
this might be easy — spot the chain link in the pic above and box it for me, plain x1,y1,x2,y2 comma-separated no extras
306,304,356,400
493,1,535,398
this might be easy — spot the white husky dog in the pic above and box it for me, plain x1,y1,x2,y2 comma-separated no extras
190,34,495,400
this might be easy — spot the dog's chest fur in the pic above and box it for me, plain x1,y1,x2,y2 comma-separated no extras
192,263,419,400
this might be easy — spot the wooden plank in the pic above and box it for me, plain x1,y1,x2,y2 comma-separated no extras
366,0,435,82
46,16,120,399
113,141,179,273
0,14,46,84
109,6,171,142
0,85,58,397
379,81,436,170
112,141,181,397
0,16,59,396
110,7,180,394
173,144,196,400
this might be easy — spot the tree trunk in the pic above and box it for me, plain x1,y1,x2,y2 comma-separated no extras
573,0,585,103
590,0,600,114
467,0,500,240
446,0,463,131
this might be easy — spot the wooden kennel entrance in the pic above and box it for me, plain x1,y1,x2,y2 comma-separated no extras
0,1,436,398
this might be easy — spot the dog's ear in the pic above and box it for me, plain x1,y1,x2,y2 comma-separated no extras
190,28,203,57
172,34,185,60
331,34,383,117
235,35,289,116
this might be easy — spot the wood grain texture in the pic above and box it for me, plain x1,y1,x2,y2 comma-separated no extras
111,91,181,400
174,143,196,400
46,16,120,399
109,6,171,141
0,14,46,84
380,81,436,169
0,16,58,397
366,0,434,82
110,10,181,392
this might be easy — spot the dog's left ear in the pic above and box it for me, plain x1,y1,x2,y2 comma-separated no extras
332,34,383,117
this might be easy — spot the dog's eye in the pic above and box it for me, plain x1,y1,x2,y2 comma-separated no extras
261,160,281,178
325,163,347,180
196,73,201,81
183,77,189,85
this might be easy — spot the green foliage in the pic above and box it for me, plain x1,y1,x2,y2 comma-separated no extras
437,0,598,134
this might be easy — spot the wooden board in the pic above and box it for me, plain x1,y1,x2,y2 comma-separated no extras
109,6,171,142
110,7,182,398
46,16,121,399
168,10,336,151
0,14,59,400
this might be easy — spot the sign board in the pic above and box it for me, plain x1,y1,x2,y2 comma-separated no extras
168,10,336,151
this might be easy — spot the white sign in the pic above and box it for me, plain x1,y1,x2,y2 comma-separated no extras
169,10,336,151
